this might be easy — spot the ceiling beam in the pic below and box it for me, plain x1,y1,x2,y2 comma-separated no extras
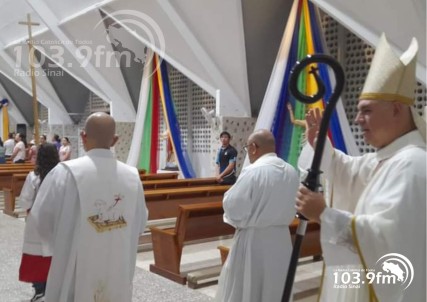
157,0,250,117
99,7,218,101
0,44,73,124
27,0,136,122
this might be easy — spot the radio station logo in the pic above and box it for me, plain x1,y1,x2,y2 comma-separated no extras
333,253,414,290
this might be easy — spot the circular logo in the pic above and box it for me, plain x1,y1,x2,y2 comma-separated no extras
376,253,414,289
94,9,166,76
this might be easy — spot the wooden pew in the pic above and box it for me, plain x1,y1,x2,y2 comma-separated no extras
2,174,225,219
144,185,230,220
149,202,235,284
140,172,179,181
0,164,34,171
143,177,217,190
217,219,321,265
3,173,28,217
0,169,32,190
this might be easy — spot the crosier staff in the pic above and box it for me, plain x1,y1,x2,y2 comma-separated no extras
282,54,345,302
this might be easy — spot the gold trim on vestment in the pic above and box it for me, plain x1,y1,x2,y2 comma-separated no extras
351,216,379,302
359,93,414,105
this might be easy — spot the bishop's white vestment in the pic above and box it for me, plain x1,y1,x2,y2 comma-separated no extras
300,130,426,302
215,153,299,302
31,149,148,302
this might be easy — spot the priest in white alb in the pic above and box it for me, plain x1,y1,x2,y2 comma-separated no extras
297,34,426,302
215,129,299,302
31,112,148,302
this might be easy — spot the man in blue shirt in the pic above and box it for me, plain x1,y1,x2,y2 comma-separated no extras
215,131,237,185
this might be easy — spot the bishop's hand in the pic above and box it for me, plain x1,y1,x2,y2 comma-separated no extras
305,108,323,148
295,184,326,223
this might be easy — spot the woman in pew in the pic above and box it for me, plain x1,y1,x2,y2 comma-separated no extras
18,143,59,302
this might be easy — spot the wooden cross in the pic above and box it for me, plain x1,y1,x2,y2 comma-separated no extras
19,14,40,145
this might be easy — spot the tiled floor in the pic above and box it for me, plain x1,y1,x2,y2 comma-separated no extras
137,238,322,301
0,213,212,302
1,188,322,302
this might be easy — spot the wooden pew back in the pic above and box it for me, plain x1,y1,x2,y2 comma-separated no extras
0,169,32,190
11,173,27,194
176,202,235,246
140,173,179,181
144,185,230,220
150,201,234,284
0,165,34,171
3,173,29,217
143,177,217,190
3,173,220,219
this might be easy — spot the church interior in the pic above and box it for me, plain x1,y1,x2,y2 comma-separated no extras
0,0,425,301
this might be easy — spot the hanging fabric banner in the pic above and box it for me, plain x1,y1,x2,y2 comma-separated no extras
138,55,160,173
155,55,196,178
126,49,154,168
267,0,359,169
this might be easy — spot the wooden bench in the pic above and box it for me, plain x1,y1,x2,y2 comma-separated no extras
149,202,235,284
1,171,202,218
0,164,34,169
218,219,322,265
144,185,230,220
3,173,28,217
0,169,33,190
143,177,217,190
140,172,179,181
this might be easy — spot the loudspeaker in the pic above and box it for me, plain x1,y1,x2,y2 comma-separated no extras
16,124,27,136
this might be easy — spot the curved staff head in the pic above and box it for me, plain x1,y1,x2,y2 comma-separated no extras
289,54,345,191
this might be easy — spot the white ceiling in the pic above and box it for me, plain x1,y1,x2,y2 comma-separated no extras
0,0,424,126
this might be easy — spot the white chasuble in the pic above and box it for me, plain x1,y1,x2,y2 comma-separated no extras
67,155,141,302
31,149,147,302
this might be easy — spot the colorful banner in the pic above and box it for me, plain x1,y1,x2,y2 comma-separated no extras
270,0,356,168
155,55,196,178
137,57,160,174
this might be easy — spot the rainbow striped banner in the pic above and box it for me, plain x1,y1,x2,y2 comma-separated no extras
270,0,357,167
137,57,160,173
136,55,195,178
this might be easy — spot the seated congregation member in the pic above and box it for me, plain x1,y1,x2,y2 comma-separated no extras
19,143,59,302
296,34,426,301
11,133,27,163
215,131,238,185
215,129,299,302
31,112,148,302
